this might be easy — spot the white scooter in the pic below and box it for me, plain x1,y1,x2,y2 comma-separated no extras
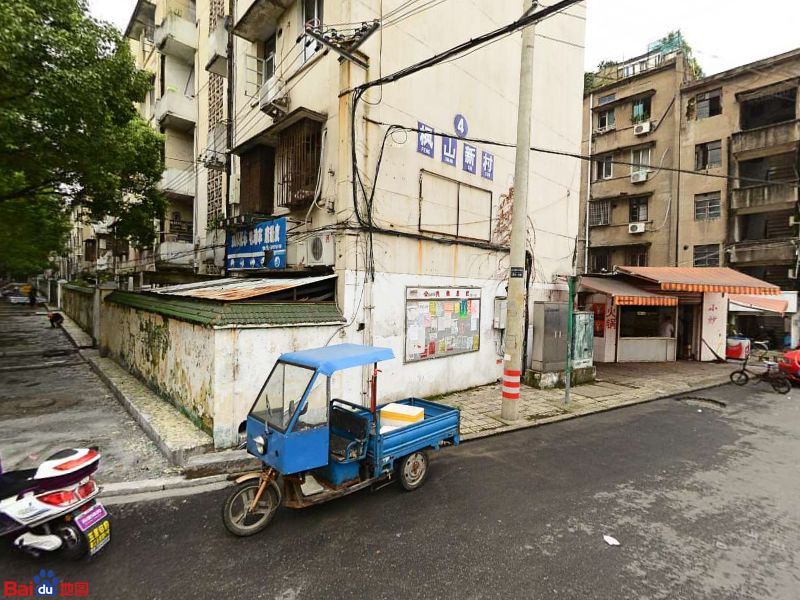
0,448,110,559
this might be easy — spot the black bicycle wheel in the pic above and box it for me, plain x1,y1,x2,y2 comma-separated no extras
730,370,749,386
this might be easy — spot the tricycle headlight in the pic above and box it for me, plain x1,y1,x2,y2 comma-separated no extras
253,435,266,455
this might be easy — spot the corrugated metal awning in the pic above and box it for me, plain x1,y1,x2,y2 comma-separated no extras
616,267,781,295
729,294,788,315
152,275,336,301
581,276,678,307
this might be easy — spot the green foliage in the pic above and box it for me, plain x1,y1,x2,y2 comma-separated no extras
0,197,70,276
655,30,705,78
0,0,166,253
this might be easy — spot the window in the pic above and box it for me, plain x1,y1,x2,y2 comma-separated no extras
595,155,613,180
629,197,648,222
588,200,610,226
741,89,797,130
276,118,322,210
695,140,722,170
263,34,277,81
250,362,315,432
693,244,720,267
597,109,615,131
589,249,610,273
696,89,722,119
632,97,651,123
159,54,166,98
296,374,328,431
630,147,651,174
598,93,616,106
620,306,675,338
84,239,97,262
240,145,276,216
694,192,721,220
302,0,324,62
625,246,648,267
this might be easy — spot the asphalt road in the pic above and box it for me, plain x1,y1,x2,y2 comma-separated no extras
3,383,800,599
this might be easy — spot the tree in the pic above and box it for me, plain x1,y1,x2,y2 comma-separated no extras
0,0,165,253
0,197,70,277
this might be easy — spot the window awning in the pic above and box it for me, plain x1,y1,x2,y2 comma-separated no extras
616,267,781,295
729,294,789,315
152,275,336,301
581,276,678,307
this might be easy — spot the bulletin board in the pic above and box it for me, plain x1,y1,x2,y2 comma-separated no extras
404,287,481,363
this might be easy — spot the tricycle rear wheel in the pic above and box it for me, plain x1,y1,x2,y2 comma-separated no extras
222,480,281,537
397,450,429,491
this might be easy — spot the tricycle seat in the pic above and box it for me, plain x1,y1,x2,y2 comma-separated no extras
329,404,369,463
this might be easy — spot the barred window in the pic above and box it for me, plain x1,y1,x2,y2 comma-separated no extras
695,192,721,220
589,249,610,273
693,244,720,267
589,200,610,226
629,197,648,222
276,119,322,210
625,246,648,267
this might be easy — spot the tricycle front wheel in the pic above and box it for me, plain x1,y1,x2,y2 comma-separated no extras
222,480,281,537
397,450,429,491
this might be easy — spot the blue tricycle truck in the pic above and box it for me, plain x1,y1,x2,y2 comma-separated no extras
222,344,461,536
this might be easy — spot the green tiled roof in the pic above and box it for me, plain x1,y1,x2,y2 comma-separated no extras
106,291,344,327
63,284,93,295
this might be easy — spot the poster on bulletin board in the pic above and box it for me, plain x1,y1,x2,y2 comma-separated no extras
404,287,481,362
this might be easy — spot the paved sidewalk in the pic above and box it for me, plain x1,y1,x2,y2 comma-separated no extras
441,361,733,439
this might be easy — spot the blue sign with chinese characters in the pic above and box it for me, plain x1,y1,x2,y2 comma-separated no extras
417,122,434,157
481,150,494,180
462,143,477,174
453,114,469,138
441,135,457,166
227,217,287,270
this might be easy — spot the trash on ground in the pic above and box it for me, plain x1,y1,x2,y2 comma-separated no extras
603,535,620,546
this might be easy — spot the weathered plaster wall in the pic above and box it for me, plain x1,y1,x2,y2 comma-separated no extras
701,292,728,361
100,301,217,434
62,285,94,335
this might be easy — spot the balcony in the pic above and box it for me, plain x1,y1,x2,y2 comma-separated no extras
729,239,797,265
233,0,293,42
731,119,800,156
160,167,196,198
206,22,228,77
155,13,196,63
731,184,799,214
155,91,196,131
156,240,194,267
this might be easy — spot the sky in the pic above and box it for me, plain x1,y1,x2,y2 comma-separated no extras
89,0,800,75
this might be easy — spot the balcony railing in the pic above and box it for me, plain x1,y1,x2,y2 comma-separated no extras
154,91,196,131
156,240,194,267
731,119,800,155
729,239,797,265
155,13,196,63
233,0,293,42
731,183,799,213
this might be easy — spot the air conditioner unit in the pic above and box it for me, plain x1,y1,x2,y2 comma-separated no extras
287,241,307,267
306,232,336,266
628,222,646,234
633,121,651,136
630,170,649,183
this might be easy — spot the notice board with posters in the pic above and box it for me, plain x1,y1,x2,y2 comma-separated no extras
404,287,481,362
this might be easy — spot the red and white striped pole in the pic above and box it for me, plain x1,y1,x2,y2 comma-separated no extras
502,368,522,403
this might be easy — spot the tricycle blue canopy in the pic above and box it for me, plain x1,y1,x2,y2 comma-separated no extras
280,343,394,376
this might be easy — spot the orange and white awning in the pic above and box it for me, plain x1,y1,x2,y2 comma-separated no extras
616,267,781,296
581,276,678,307
729,294,789,315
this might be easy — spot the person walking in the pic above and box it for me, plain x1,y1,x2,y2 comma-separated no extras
660,315,675,338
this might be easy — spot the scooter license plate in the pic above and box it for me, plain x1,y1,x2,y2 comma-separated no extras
74,503,111,555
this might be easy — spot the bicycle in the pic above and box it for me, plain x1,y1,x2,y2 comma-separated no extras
730,350,792,394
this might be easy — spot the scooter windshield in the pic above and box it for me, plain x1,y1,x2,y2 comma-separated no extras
250,362,315,432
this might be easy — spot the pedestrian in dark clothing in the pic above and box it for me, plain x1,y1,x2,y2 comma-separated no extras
28,287,37,307
48,312,64,328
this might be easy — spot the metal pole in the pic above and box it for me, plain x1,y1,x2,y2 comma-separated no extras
583,93,593,274
564,275,575,405
501,0,537,421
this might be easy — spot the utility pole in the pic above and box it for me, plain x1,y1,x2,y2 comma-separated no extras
501,0,537,421
564,275,575,405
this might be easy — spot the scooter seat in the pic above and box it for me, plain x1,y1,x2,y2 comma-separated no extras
0,469,37,499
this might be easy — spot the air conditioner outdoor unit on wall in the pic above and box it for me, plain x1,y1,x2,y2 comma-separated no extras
633,121,651,136
630,171,649,183
306,232,335,266
628,222,646,234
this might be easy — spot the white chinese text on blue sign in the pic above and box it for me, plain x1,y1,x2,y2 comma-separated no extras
441,136,457,166
463,144,477,174
417,122,434,158
481,151,494,180
226,217,287,270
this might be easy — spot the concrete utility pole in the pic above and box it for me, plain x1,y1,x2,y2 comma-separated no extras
501,0,537,421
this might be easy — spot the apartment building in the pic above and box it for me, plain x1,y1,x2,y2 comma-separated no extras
578,35,697,275
679,49,800,290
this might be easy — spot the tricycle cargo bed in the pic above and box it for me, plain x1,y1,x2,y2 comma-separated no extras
369,398,460,474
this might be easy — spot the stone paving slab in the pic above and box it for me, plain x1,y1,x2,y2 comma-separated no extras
441,361,734,441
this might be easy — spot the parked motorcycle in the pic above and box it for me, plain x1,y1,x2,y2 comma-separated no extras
0,448,110,559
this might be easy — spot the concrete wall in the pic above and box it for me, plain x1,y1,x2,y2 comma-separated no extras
62,285,95,335
700,292,727,361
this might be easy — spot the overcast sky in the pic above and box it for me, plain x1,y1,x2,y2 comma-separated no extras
89,0,800,75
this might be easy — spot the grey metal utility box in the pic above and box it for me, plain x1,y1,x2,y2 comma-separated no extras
530,302,568,372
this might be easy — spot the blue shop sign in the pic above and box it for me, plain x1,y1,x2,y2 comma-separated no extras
227,217,287,270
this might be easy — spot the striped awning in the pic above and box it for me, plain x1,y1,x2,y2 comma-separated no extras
616,267,781,295
729,294,789,315
581,276,678,307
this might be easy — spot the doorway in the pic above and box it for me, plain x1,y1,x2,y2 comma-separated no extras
677,305,698,360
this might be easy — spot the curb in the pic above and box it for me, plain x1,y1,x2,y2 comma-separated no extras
459,379,730,442
101,474,230,498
